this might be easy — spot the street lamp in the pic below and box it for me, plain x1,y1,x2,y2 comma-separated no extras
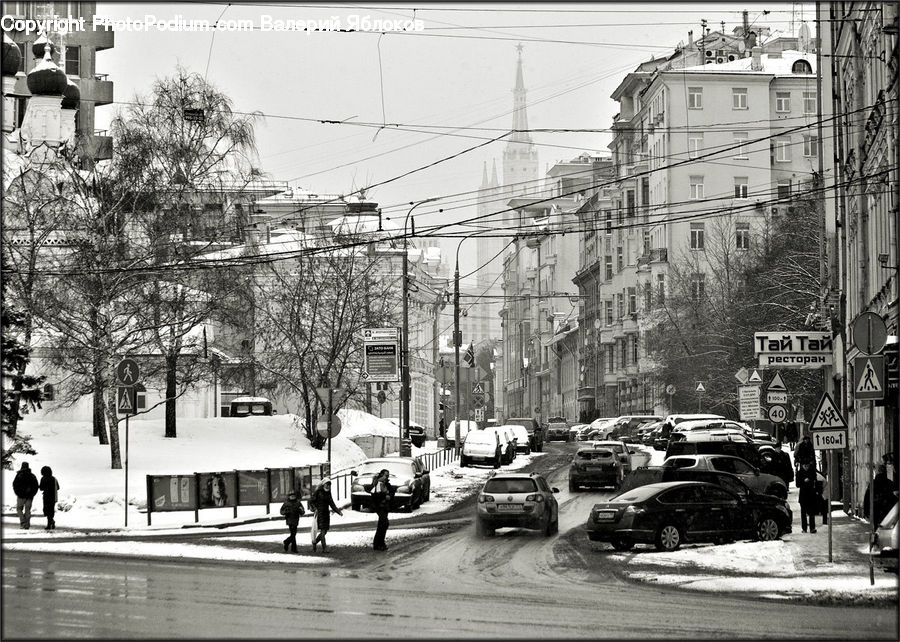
452,233,483,455
401,199,439,455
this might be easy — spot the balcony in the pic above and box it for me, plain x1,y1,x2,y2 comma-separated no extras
649,248,668,263
78,77,114,106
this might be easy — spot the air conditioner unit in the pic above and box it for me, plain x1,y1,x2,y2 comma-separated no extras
716,56,726,64
705,49,715,58
705,59,715,65
727,53,738,62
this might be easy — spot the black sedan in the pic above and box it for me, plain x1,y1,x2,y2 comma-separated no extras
585,480,792,552
349,457,430,511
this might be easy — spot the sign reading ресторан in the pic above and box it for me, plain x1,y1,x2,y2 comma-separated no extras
754,332,833,369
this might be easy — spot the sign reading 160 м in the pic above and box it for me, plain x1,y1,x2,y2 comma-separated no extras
754,332,833,369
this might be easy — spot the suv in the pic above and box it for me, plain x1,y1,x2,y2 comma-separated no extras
545,417,570,442
475,471,559,537
505,417,544,452
665,433,761,468
569,445,625,491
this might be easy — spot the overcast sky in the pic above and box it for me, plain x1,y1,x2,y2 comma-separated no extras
93,2,817,272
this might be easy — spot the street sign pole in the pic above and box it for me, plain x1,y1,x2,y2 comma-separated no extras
125,413,129,528
328,388,333,472
869,398,875,585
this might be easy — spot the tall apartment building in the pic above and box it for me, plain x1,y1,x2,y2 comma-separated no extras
822,2,898,514
3,1,114,161
583,25,822,419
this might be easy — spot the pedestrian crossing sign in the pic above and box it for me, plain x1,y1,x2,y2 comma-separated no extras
810,392,847,430
854,355,885,401
117,386,137,416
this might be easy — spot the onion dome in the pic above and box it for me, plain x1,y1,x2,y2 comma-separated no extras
26,37,67,96
62,77,80,109
31,33,56,60
2,32,21,76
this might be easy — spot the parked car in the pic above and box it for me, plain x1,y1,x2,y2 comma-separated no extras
874,502,899,574
657,413,727,449
350,457,430,511
475,471,559,537
585,417,618,440
639,421,664,446
661,454,788,499
569,423,587,441
591,439,648,475
505,423,533,454
385,418,427,448
585,480,792,551
460,429,503,468
665,432,762,467
485,426,517,464
608,415,664,441
229,396,273,417
545,417,570,442
569,445,625,491
505,416,544,452
446,419,477,446
670,419,752,438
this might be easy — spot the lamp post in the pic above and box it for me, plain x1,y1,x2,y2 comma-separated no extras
452,233,481,455
401,199,439,455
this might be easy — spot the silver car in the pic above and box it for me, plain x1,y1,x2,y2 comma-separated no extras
661,454,788,499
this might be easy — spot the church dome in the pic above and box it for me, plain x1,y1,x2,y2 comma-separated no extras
26,38,67,96
62,77,80,109
31,34,57,59
2,32,21,76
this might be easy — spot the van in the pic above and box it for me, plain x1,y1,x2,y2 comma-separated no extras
505,417,544,452
446,420,477,446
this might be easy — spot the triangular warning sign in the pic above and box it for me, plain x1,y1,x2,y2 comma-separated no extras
768,372,787,391
472,381,485,395
748,369,762,383
696,382,706,392
810,392,847,430
856,358,883,394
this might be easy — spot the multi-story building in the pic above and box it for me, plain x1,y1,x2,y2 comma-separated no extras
823,2,898,514
3,1,114,161
590,24,822,419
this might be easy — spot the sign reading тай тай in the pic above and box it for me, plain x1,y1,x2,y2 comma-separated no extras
754,332,833,369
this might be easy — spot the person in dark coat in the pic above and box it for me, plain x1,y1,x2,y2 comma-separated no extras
308,480,342,553
794,435,814,471
369,469,395,551
773,442,794,487
279,491,305,553
38,466,59,530
13,462,39,529
863,465,896,531
796,460,820,533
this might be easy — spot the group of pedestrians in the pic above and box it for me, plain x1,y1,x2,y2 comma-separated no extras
12,462,59,530
278,468,395,554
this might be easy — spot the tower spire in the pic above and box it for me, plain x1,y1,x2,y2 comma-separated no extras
509,43,531,143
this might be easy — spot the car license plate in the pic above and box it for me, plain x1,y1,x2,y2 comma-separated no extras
497,504,519,512
594,510,617,522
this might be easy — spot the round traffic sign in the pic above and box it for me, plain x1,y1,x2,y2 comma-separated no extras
852,311,887,355
665,384,676,395
316,413,343,438
768,404,787,423
116,359,140,385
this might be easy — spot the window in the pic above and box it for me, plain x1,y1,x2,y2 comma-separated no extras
688,133,703,159
732,88,748,109
606,345,614,373
775,91,791,112
688,87,702,109
616,246,623,272
803,134,818,157
632,335,639,363
733,132,748,159
736,222,750,250
691,273,706,300
626,190,635,218
42,383,55,401
656,274,665,304
616,293,624,319
605,210,612,235
64,46,80,76
605,255,613,280
628,287,637,314
792,59,812,74
643,281,652,309
689,176,704,200
775,139,791,162
802,90,817,113
605,300,614,325
777,180,792,198
734,177,749,199
690,223,705,250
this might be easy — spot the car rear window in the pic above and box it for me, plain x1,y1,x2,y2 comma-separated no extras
483,478,538,494
577,449,614,460
466,431,495,444
662,458,696,469
611,485,661,503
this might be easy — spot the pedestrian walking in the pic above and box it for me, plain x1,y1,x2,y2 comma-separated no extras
12,462,39,529
863,464,896,530
796,460,820,533
38,466,59,530
308,480,342,553
279,490,305,553
369,469,395,551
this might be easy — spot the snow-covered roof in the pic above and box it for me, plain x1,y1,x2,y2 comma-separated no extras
682,49,815,75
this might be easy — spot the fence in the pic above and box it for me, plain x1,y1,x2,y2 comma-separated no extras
144,447,458,525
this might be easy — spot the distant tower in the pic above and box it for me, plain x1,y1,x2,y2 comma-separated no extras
474,159,504,344
502,44,539,199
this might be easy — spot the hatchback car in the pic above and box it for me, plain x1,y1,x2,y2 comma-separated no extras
661,454,788,499
460,429,503,468
475,472,560,537
592,439,650,475
350,457,430,511
545,417,570,442
504,424,532,454
569,446,625,491
585,480,792,551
